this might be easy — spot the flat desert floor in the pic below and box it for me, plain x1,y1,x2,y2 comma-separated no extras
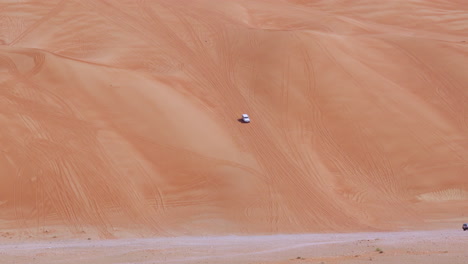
2,230,468,264
0,0,467,263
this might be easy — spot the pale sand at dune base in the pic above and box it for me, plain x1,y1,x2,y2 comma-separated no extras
1,230,468,264
0,0,467,263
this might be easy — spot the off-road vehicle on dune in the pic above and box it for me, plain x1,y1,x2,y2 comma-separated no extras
463,223,468,231
241,114,250,123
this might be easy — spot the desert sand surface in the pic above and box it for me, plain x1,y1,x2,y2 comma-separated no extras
1,230,468,264
0,0,468,262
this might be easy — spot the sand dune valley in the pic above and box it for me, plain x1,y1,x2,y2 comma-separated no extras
0,0,467,263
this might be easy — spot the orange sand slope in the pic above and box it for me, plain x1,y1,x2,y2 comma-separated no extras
0,0,467,238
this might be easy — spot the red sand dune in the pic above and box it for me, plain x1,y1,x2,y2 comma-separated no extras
0,0,467,239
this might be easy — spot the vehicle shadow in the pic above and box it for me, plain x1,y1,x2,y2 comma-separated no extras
237,118,246,123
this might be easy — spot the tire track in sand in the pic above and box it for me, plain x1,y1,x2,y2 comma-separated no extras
75,0,368,231
293,36,370,208
9,0,68,46
187,27,362,231
386,40,466,127
299,36,419,220
337,43,467,170
385,40,468,159
8,49,46,77
0,54,47,232
0,50,119,236
128,133,269,229
311,37,403,195
279,35,367,229
74,90,171,236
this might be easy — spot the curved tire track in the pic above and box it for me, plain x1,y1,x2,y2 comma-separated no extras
9,0,68,46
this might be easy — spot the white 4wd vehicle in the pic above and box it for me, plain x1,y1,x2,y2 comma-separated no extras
242,114,250,123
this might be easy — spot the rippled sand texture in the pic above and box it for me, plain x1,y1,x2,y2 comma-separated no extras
0,0,467,239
